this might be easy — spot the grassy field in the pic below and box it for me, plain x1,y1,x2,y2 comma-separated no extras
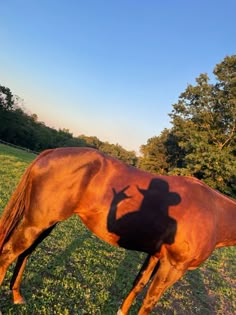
0,143,235,315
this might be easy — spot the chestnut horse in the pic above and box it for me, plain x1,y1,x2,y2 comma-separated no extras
0,147,235,314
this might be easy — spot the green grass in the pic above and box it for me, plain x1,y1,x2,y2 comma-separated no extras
0,143,235,314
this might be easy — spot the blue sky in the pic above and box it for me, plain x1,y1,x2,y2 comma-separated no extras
0,1,235,152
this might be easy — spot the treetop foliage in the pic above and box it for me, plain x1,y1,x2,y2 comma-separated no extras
139,55,236,196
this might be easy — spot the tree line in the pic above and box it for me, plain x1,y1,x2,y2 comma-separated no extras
1,55,235,196
0,89,138,165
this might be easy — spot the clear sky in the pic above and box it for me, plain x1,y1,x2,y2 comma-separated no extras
0,0,235,152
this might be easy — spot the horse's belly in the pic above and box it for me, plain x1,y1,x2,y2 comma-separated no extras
76,208,120,247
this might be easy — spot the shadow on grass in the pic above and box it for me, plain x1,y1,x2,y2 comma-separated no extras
150,268,218,315
184,269,217,315
101,250,145,315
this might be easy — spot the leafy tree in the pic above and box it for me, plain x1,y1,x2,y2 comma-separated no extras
78,135,102,148
138,129,170,174
78,135,137,165
0,85,15,111
139,55,235,195
100,142,137,166
168,55,236,195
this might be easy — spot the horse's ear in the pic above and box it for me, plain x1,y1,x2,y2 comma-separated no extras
112,188,116,195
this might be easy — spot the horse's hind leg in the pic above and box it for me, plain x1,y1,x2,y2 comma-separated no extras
10,225,56,304
0,219,56,299
118,255,159,315
10,254,29,304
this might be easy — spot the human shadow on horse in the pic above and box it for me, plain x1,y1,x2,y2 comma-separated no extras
107,178,181,255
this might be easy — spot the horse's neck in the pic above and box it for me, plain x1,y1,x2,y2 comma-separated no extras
215,194,236,248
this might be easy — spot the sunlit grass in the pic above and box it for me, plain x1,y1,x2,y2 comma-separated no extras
0,143,235,314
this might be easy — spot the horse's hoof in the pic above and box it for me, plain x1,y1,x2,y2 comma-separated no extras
13,297,26,304
117,309,124,315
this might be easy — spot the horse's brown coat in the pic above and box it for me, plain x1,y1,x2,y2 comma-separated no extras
0,147,235,314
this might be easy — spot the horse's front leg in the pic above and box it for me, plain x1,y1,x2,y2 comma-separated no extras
117,255,159,315
137,256,187,315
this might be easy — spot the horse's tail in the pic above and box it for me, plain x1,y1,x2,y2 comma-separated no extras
0,149,52,253
0,164,33,253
